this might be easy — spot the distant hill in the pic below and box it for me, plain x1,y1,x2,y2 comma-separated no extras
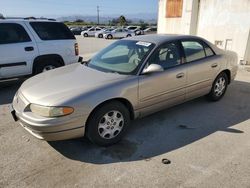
57,13,157,24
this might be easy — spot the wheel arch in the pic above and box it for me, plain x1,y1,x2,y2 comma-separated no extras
85,97,135,130
220,69,231,84
32,54,65,74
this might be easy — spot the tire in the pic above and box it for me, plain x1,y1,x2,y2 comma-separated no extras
98,34,103,38
34,59,62,75
207,72,228,101
86,101,130,146
84,33,88,37
127,34,132,37
107,34,113,39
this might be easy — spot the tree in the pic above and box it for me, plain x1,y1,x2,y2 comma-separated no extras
119,15,127,26
111,18,119,25
75,19,84,23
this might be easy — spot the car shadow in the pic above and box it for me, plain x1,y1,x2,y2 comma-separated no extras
49,80,250,164
0,79,24,105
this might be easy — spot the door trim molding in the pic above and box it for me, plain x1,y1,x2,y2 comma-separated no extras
0,62,27,68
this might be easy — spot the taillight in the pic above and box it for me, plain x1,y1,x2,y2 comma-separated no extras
74,43,79,56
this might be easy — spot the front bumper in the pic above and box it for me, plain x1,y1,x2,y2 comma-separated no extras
10,93,87,141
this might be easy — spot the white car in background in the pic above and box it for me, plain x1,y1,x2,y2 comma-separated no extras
0,18,80,80
95,28,114,38
104,28,135,39
143,27,157,35
81,27,102,37
126,26,140,32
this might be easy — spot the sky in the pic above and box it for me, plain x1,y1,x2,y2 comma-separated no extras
0,0,158,18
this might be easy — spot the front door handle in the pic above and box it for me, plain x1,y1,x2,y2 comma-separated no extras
176,73,185,79
25,46,34,51
211,63,218,68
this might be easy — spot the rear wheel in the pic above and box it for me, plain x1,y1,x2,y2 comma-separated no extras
34,59,62,75
207,72,228,101
98,34,103,38
86,101,130,146
126,34,132,37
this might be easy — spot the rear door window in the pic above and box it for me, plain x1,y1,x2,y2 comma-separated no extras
203,42,215,57
0,23,31,44
30,22,75,40
181,41,206,62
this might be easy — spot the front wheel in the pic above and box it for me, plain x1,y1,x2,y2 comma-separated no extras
86,101,130,146
84,33,88,37
207,72,228,101
107,34,113,39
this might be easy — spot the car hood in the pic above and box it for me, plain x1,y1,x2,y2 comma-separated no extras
19,63,129,105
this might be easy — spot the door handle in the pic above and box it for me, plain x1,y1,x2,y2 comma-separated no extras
25,47,34,51
176,73,185,79
211,63,218,68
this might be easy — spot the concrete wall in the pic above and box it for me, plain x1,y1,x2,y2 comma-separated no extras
158,0,200,35
158,0,250,63
196,0,250,63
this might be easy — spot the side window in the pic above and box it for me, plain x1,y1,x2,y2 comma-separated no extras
0,23,31,44
96,28,101,31
149,42,181,69
30,22,75,40
89,28,95,31
181,41,206,62
203,42,215,57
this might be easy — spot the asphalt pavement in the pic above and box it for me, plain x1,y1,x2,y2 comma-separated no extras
0,38,250,188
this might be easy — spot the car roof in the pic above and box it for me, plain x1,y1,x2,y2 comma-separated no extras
125,34,205,46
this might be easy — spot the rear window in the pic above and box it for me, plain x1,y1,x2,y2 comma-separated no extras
181,41,206,62
30,22,75,40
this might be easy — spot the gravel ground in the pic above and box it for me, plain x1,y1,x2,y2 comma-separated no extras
0,38,250,187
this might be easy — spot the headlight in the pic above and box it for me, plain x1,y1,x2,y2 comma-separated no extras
30,104,74,117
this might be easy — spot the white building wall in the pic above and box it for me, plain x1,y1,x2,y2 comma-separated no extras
197,0,250,62
158,0,250,63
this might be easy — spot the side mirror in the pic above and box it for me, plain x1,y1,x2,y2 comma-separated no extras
142,64,164,74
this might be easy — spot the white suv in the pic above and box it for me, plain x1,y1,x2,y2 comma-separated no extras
0,18,80,80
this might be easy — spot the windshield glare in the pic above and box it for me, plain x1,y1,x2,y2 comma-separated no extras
88,40,154,74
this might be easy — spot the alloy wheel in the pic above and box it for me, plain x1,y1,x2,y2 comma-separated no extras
98,110,124,139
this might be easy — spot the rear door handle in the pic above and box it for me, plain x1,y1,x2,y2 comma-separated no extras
176,73,185,79
25,46,34,51
211,63,218,68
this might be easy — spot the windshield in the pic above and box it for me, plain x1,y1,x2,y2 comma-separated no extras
88,40,155,75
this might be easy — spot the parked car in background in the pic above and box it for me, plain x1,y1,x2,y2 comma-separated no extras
135,29,145,36
126,26,140,32
11,34,238,146
70,27,84,35
0,18,80,80
143,27,157,35
95,28,114,38
81,27,102,37
104,28,135,39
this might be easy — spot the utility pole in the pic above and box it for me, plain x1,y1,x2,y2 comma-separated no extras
97,6,100,25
